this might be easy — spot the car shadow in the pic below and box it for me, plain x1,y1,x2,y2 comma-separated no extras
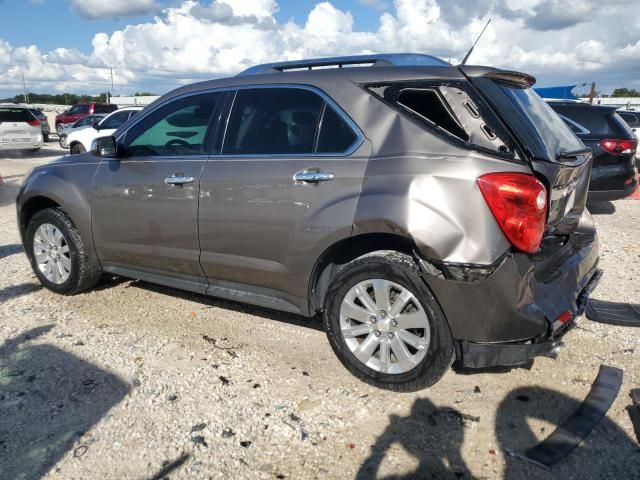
129,279,324,332
0,325,130,480
0,243,23,260
587,201,616,215
0,282,41,305
356,398,473,479
496,386,639,478
0,147,65,159
356,385,638,479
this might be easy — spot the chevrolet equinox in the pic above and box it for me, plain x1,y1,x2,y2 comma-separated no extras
17,54,601,391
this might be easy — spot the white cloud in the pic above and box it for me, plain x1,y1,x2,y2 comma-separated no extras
70,0,159,20
1,0,639,97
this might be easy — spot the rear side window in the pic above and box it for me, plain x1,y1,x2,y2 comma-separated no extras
122,92,221,157
367,82,514,156
223,87,360,156
619,112,638,125
0,108,33,122
94,104,118,114
99,110,132,130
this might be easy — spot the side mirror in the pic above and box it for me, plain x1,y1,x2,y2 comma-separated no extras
91,136,118,158
92,118,102,130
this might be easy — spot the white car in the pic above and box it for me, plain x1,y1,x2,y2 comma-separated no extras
0,104,43,152
59,114,107,148
67,107,142,154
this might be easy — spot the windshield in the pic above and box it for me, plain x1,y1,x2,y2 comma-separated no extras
472,78,585,162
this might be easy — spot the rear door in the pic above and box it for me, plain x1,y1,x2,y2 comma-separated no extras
198,86,368,313
91,91,225,292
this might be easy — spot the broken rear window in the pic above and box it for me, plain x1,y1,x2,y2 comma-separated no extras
366,81,515,158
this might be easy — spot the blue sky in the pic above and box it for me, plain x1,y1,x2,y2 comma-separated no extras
0,0,638,97
1,0,384,54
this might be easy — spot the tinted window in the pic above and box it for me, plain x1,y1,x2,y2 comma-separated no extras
317,106,357,153
94,104,118,114
551,105,624,137
619,112,639,125
223,88,323,155
73,115,97,127
122,93,220,157
79,105,90,114
0,108,33,122
68,105,82,115
99,110,132,129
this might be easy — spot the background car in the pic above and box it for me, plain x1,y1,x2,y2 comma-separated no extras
548,101,638,201
67,106,142,154
617,109,640,164
0,104,43,152
58,114,106,148
28,108,51,142
54,103,118,135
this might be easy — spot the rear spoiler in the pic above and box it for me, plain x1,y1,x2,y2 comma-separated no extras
459,66,536,87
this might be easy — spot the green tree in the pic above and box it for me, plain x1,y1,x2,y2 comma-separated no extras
611,88,640,98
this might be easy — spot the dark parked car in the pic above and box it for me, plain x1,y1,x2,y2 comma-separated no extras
548,101,637,201
17,54,601,391
54,103,118,135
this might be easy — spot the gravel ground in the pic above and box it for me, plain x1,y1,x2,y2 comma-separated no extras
0,156,639,479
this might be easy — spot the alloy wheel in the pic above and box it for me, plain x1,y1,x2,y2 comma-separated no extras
33,223,71,284
339,279,431,374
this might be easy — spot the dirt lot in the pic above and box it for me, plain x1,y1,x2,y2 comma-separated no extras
1,149,639,479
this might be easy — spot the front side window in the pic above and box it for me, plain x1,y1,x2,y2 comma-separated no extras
74,115,95,127
121,92,220,157
99,110,132,130
68,105,81,115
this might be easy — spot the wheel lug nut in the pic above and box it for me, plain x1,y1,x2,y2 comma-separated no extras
374,330,381,337
380,310,387,318
370,316,377,324
387,332,394,339
391,320,398,327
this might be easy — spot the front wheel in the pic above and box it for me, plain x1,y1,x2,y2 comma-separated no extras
323,251,454,392
25,208,101,295
70,143,86,155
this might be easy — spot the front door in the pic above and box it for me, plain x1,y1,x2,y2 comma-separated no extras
198,86,369,313
92,91,225,292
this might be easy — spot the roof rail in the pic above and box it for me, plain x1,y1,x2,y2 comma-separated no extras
237,53,450,76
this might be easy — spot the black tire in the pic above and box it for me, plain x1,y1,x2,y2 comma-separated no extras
43,133,49,143
323,251,454,392
70,143,86,155
25,208,101,295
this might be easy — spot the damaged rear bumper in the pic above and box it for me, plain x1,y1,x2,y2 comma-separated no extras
419,230,601,369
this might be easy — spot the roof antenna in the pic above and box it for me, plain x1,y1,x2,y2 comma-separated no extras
461,18,491,65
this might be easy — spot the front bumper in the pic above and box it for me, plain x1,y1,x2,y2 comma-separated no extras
419,229,601,368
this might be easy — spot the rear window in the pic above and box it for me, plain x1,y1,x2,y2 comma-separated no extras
473,78,584,161
551,105,633,138
94,104,118,114
0,108,34,122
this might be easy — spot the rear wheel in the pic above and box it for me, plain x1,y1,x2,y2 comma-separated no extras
43,133,49,143
25,208,101,295
59,134,68,149
323,251,454,392
70,143,86,155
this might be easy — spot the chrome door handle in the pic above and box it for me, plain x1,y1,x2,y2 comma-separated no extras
164,175,195,186
293,169,335,183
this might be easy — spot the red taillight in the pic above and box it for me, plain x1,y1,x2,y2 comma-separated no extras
477,172,547,254
27,119,40,127
599,138,637,155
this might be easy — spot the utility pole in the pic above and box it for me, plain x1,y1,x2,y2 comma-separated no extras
588,82,596,104
109,66,114,104
21,72,29,104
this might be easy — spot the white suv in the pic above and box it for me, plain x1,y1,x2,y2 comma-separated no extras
67,106,142,154
0,104,43,152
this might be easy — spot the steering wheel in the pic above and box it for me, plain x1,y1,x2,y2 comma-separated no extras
165,139,191,148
